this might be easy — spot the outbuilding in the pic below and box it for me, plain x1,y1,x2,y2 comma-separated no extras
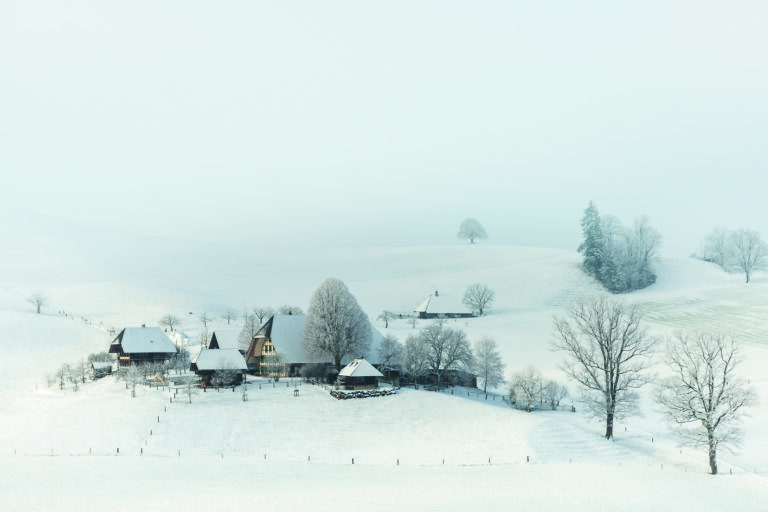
108,326,178,368
338,358,384,390
190,348,248,386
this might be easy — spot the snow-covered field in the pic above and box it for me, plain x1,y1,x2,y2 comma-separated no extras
1,245,767,511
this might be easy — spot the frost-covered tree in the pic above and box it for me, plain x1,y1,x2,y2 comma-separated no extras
377,310,394,328
238,314,259,352
159,314,182,332
278,305,304,315
124,365,143,398
473,337,505,393
57,364,70,390
28,292,48,314
730,229,767,283
509,366,542,412
418,321,473,390
553,297,655,439
656,333,756,475
213,363,242,387
198,311,212,328
303,278,371,371
457,217,488,244
698,227,731,270
462,283,495,316
578,201,605,279
541,380,569,410
252,306,275,325
378,334,403,369
263,351,285,380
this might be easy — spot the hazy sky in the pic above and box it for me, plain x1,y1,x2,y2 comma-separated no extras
2,1,767,258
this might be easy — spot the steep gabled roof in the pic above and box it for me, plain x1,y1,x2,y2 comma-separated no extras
339,358,383,378
192,348,248,371
209,329,242,350
109,327,177,354
414,292,469,315
257,314,307,364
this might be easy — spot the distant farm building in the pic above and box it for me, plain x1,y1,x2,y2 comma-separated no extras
338,358,383,390
414,291,475,319
90,362,113,378
190,348,248,386
108,327,178,368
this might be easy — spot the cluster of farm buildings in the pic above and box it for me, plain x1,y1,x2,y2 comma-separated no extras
104,290,478,391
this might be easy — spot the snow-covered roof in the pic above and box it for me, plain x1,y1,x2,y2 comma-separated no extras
414,292,469,315
91,362,112,370
339,358,383,378
258,314,307,363
111,327,177,354
209,329,242,350
192,348,247,371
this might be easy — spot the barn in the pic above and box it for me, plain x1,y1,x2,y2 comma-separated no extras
338,358,384,390
190,348,248,386
108,326,178,368
414,291,475,319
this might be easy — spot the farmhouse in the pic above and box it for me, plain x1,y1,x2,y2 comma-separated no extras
245,313,387,376
338,357,383,390
108,326,177,367
414,291,474,319
190,348,248,386
90,362,113,378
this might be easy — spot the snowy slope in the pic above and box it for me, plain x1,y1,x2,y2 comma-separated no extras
1,245,767,511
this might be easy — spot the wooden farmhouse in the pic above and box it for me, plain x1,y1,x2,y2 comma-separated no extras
108,326,178,368
190,348,248,386
338,357,383,390
244,313,387,377
90,362,113,379
414,290,475,319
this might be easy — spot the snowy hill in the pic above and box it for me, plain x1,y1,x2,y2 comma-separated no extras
1,245,767,511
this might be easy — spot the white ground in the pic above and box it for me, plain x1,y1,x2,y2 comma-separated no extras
1,245,767,511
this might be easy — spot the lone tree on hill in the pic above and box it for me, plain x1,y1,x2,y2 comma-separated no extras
28,292,48,314
553,297,655,439
462,283,495,316
457,217,487,244
252,306,275,325
730,229,767,283
473,337,505,394
303,277,371,372
221,310,238,325
656,333,756,475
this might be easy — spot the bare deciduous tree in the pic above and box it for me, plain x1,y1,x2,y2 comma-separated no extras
303,278,371,372
542,380,569,410
378,334,403,368
656,333,757,475
252,306,275,325
698,227,731,270
238,314,259,353
457,217,488,244
124,365,143,398
474,337,505,393
377,310,394,328
28,292,47,314
553,297,655,439
730,229,767,283
462,283,495,316
221,310,238,325
159,314,182,332
403,334,428,383
419,321,473,391
509,366,542,412
199,311,212,328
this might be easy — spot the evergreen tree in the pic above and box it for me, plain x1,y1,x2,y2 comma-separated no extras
578,201,605,278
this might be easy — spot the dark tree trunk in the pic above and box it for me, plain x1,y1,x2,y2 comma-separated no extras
708,429,718,475
605,411,614,439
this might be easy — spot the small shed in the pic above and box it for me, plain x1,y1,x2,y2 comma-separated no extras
414,291,475,319
190,348,248,386
338,358,384,390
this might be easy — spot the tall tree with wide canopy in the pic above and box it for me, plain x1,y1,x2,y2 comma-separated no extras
303,278,371,372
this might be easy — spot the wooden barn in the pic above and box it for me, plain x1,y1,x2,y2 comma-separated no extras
108,326,177,368
338,358,383,390
190,348,248,386
414,291,475,319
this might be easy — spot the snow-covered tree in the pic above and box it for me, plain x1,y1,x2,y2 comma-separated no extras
263,351,285,380
457,218,488,244
57,364,70,390
377,310,395,328
213,362,242,387
578,201,605,279
28,292,48,314
378,334,403,368
198,311,212,328
553,297,655,439
159,314,182,332
473,337,505,393
238,314,259,352
656,333,756,475
418,321,473,390
509,366,542,412
541,380,569,410
698,227,731,270
462,283,495,316
124,365,143,398
303,278,371,371
730,229,767,283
